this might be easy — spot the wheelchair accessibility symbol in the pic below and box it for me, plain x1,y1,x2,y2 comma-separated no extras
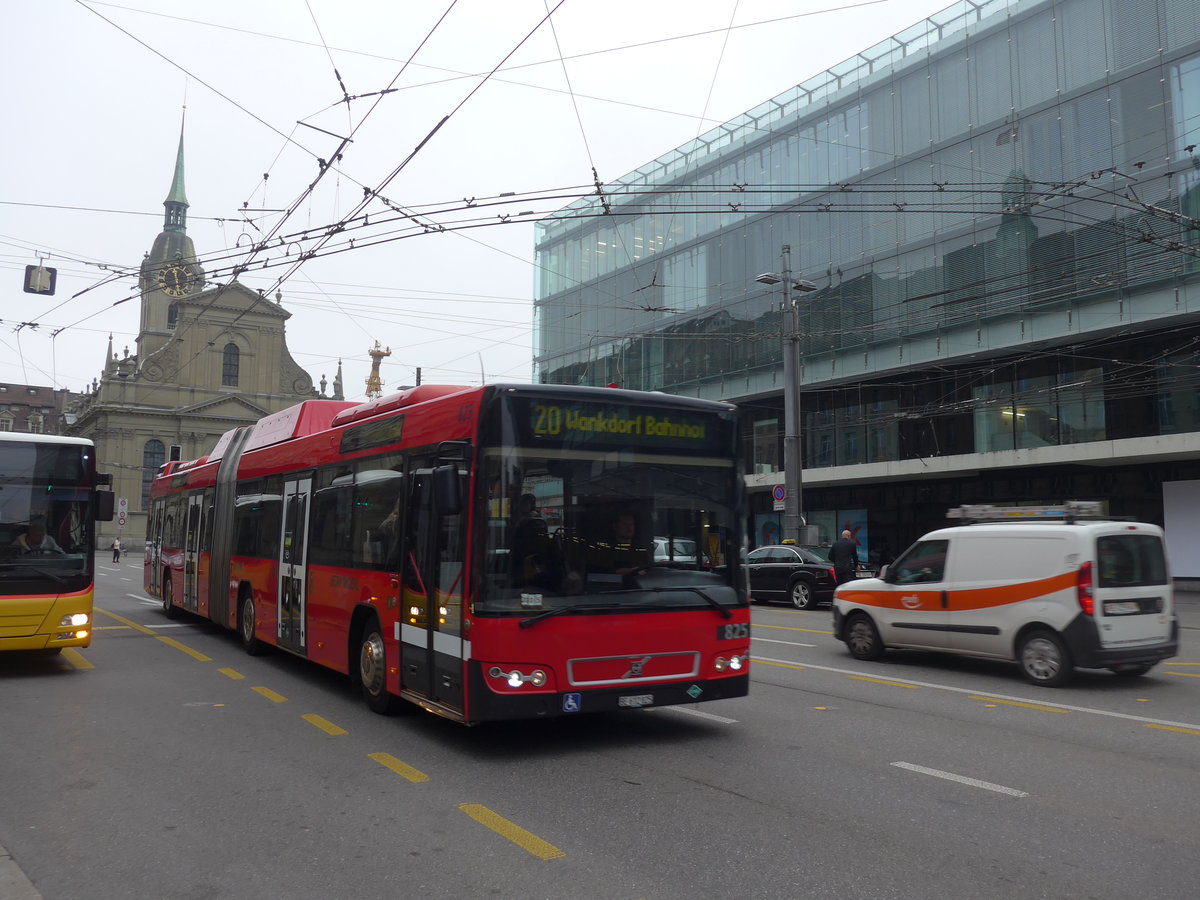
562,693,581,712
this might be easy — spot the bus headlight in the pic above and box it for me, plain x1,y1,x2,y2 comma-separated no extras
488,666,548,689
714,654,747,673
60,613,90,627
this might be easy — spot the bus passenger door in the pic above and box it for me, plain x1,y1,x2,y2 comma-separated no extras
147,504,162,595
399,464,465,714
182,494,204,613
277,476,311,654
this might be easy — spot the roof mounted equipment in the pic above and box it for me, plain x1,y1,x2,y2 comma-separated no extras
946,501,1106,524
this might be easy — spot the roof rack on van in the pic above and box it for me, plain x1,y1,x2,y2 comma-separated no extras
946,501,1106,523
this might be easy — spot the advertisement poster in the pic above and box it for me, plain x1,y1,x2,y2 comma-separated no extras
754,513,781,548
836,508,869,564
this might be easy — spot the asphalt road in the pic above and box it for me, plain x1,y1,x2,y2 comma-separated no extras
2,562,1198,899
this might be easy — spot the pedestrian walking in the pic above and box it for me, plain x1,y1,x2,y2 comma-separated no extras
827,529,858,585
110,536,122,563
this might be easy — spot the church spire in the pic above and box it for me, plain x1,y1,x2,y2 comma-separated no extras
332,360,344,401
164,108,189,233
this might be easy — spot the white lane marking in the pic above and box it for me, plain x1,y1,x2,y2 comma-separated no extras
892,761,1029,797
754,637,817,648
756,655,1200,732
652,706,738,724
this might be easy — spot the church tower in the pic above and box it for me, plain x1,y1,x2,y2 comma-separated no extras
69,114,318,545
137,115,206,359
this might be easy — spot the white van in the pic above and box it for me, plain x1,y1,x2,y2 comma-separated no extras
832,503,1178,686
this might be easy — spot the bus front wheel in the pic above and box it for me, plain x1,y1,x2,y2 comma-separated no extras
359,619,402,715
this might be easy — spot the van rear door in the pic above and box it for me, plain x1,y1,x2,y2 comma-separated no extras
1092,529,1172,649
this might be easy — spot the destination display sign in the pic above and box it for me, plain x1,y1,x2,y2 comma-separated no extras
505,395,732,454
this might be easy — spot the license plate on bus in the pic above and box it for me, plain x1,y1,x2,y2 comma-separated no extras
618,693,654,708
1104,601,1140,615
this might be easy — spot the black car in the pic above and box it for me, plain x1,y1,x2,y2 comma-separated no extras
801,546,877,580
746,544,839,609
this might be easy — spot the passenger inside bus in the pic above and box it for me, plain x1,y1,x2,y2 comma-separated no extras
510,493,561,589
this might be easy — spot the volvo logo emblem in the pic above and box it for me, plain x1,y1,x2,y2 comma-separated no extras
623,656,652,678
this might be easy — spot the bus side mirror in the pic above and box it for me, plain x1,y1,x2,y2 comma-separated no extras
433,464,461,516
96,490,116,522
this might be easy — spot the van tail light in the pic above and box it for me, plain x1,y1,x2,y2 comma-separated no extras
1077,561,1094,615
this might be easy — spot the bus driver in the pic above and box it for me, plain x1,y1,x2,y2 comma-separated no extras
14,516,65,555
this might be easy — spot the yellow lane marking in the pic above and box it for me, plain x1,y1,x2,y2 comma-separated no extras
754,659,806,671
252,686,287,703
849,675,920,689
369,752,430,783
1166,671,1200,679
96,608,212,661
95,608,156,635
62,648,93,669
755,623,834,635
457,804,565,860
156,636,211,661
302,714,347,736
970,695,1069,714
1145,723,1200,736
94,625,132,630
1165,662,1200,666
218,667,245,680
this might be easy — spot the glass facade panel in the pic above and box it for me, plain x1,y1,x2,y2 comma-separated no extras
752,417,780,475
534,0,1200,480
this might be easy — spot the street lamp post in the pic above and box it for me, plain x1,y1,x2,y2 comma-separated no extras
756,244,816,545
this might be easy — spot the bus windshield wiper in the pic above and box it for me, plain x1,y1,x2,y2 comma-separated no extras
0,563,67,583
519,603,630,629
649,586,732,618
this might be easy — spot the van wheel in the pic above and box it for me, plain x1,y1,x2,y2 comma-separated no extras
789,579,818,610
161,576,180,620
1018,630,1073,687
1109,663,1155,677
238,592,268,656
845,613,884,661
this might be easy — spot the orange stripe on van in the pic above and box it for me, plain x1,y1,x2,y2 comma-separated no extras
839,571,1077,613
947,571,1078,611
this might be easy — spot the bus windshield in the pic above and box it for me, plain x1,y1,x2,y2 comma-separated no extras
0,440,94,594
477,394,744,615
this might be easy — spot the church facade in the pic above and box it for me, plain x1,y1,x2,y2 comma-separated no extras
69,127,336,544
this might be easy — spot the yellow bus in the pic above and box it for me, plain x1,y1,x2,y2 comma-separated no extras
0,433,114,654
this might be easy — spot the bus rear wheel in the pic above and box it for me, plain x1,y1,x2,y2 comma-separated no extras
359,619,402,715
238,592,267,656
161,576,180,620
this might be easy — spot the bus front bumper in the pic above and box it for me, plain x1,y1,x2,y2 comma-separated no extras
467,664,749,723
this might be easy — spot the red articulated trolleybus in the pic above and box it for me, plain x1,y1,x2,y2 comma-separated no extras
145,384,750,723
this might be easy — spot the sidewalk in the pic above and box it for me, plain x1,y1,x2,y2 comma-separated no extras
1175,589,1200,638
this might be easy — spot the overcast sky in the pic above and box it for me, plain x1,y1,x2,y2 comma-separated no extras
3,0,953,401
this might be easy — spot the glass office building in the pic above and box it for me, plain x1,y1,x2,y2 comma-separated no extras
533,0,1200,564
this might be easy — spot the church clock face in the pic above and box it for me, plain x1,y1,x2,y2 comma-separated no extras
157,263,196,297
